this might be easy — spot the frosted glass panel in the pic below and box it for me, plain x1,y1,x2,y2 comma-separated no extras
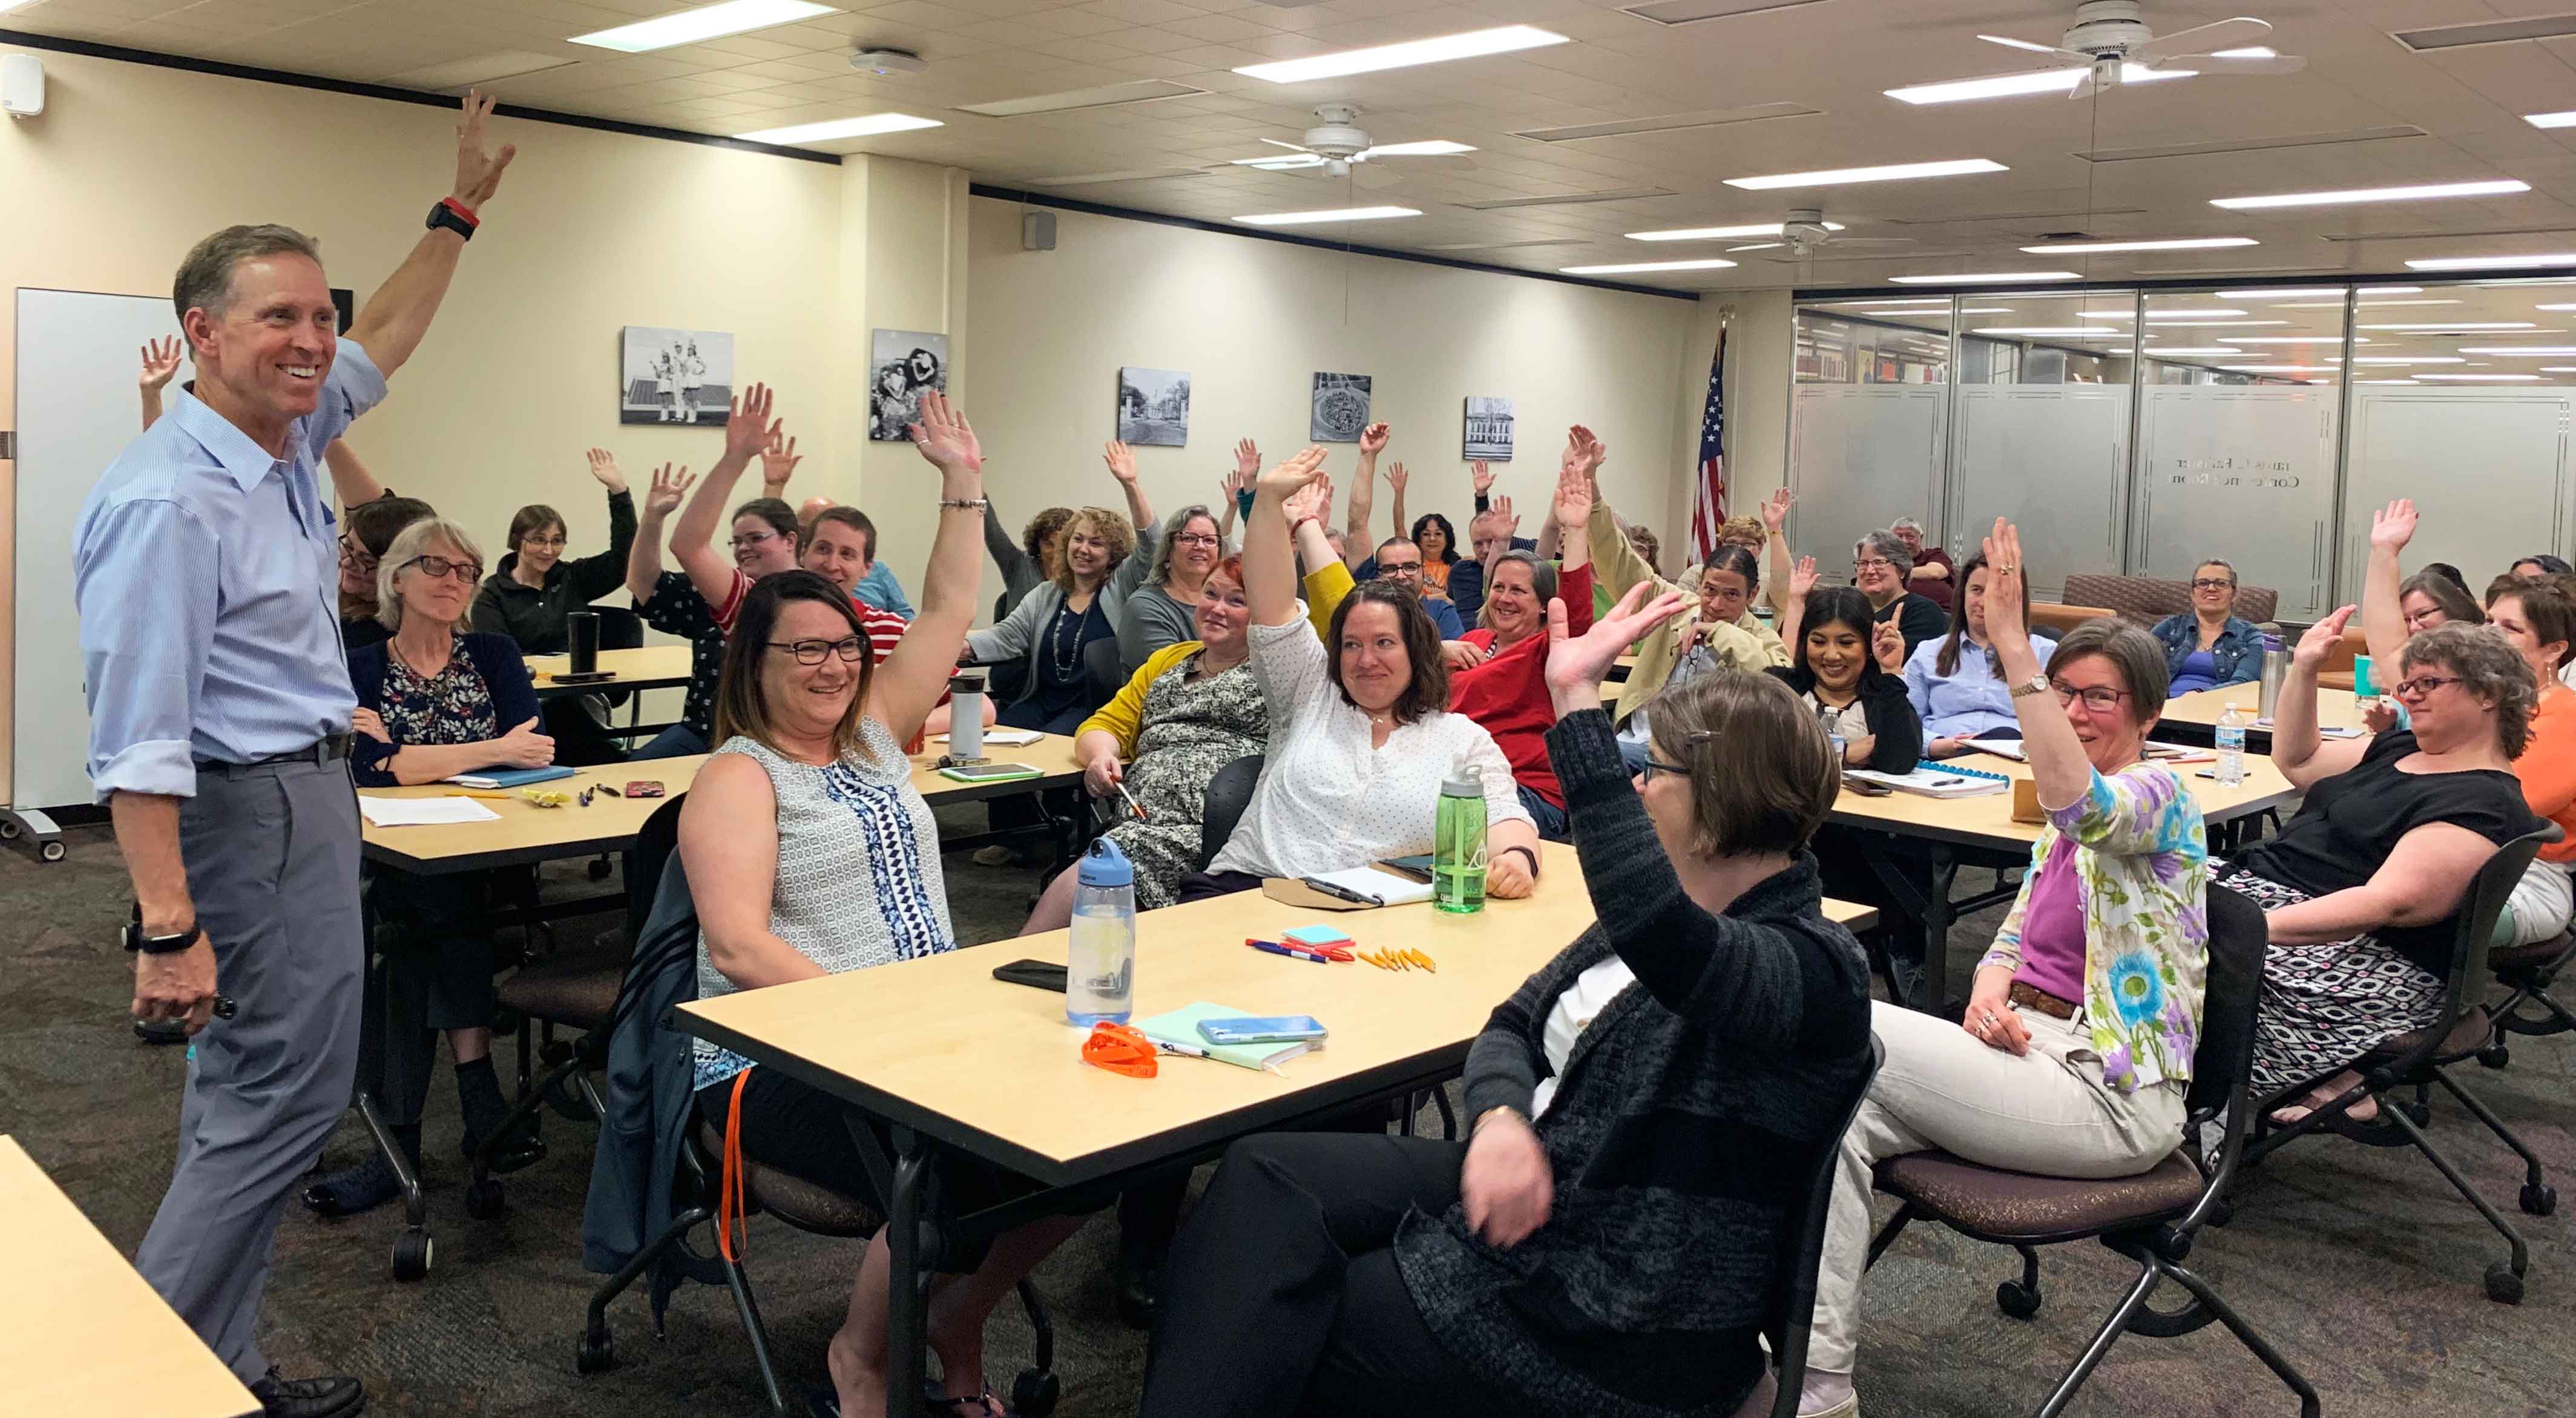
2135,386,2340,620
1951,386,2129,602
2342,389,2572,602
1790,385,1946,580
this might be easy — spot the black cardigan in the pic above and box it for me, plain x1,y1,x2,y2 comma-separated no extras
1392,708,1874,1416
1766,664,1924,774
346,631,543,787
468,488,637,655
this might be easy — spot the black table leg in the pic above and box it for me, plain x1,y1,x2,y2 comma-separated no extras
886,1124,931,1418
1923,847,1959,1015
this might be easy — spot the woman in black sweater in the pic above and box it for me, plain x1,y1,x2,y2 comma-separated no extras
1769,583,1923,774
1139,583,1874,1418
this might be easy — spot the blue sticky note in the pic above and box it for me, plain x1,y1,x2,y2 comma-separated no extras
1284,924,1352,947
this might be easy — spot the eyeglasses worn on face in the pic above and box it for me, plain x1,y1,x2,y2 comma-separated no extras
1174,533,1221,548
1855,558,1894,572
729,530,781,551
524,536,568,550
2392,674,2463,701
1378,563,1422,579
2051,681,2131,712
402,554,482,583
2192,579,2236,591
767,637,867,665
340,540,379,571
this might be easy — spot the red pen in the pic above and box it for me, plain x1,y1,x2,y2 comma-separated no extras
1245,938,1332,965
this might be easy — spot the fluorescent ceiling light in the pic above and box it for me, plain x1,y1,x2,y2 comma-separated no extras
1362,140,1477,157
2224,335,2371,344
2545,367,2576,373
1974,326,2123,336
2270,298,2460,307
1826,297,1947,307
2539,304,2576,312
2021,236,2255,253
2456,346,2576,356
2078,308,2244,320
2212,179,2531,209
2140,320,2288,328
2147,347,2249,356
2222,364,2338,373
2527,111,2576,130
1629,222,1844,241
734,113,942,143
2356,379,2423,385
2341,356,2466,365
1559,258,1739,274
1234,206,1422,226
2417,373,2540,381
2233,287,2342,298
2359,285,2426,294
1888,64,2192,107
2361,321,2537,330
1890,270,2078,284
1729,158,2007,191
2406,253,2576,272
572,0,834,52
1235,25,1567,83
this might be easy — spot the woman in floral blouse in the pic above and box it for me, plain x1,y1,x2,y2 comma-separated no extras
1798,520,2209,1418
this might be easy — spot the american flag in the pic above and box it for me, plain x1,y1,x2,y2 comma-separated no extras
1689,324,1729,562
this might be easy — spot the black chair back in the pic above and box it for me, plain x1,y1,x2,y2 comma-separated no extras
2441,826,2560,1026
2188,884,2268,1122
1197,755,1265,870
1764,1034,1884,1418
623,793,689,947
1082,637,1125,715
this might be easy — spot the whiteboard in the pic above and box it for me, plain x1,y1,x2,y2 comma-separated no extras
1789,385,1946,582
2340,388,2571,604
1950,385,2129,603
15,289,191,813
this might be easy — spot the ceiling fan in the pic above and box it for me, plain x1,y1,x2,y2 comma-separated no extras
1724,209,1918,258
1223,103,1476,189
1920,1,2305,102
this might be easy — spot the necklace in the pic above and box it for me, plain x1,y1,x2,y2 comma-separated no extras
1046,599,1088,679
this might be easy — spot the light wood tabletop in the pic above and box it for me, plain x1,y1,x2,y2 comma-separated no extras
678,841,1876,1187
358,735,1089,873
525,643,695,697
2161,683,2364,735
1828,748,2300,852
0,1136,259,1418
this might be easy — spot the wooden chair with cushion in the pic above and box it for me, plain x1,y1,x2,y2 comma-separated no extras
1864,885,2320,1418
2061,573,2280,630
2243,826,2558,1305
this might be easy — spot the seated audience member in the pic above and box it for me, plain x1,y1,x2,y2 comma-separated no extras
1717,513,1767,553
1772,584,1923,774
2511,553,2573,580
2152,559,2266,694
305,517,553,1215
1589,482,1789,769
686,396,1083,1418
470,448,637,653
982,501,1073,617
2217,614,2542,1120
1854,530,1948,655
1185,448,1539,902
339,494,435,652
1447,493,1539,625
2479,581,2576,945
832,506,913,619
1438,465,1598,840
2358,496,2488,733
1367,536,1467,638
1906,550,2056,757
625,386,796,760
1117,502,1227,674
1140,589,1872,1418
964,442,1161,735
1410,504,1460,596
755,432,913,621
1802,521,2206,1418
1888,516,1955,611
2422,560,2469,592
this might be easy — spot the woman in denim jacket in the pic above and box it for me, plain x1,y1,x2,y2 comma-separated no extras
2152,558,2266,692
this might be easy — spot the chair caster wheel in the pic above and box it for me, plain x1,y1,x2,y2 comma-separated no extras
1995,1280,2041,1319
39,840,64,862
2205,1198,2235,1229
2522,1183,2557,1216
2480,1044,2511,1069
391,1227,433,1282
464,1178,505,1219
576,1328,617,1374
2402,1100,2432,1127
1012,1368,1060,1418
588,858,613,881
2486,1262,2525,1305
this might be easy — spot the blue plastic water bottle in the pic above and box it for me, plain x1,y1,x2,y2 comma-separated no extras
1066,837,1136,1025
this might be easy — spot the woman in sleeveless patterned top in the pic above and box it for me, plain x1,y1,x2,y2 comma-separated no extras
680,395,1083,1418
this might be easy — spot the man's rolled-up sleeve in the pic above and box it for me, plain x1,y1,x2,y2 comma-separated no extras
79,499,219,801
298,337,388,453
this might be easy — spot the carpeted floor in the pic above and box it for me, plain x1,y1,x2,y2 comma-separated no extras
3,813,2570,1417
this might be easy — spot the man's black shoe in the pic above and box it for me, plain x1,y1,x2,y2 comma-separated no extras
249,1368,364,1418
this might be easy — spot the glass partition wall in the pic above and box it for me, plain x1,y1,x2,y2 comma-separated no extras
1788,276,2576,625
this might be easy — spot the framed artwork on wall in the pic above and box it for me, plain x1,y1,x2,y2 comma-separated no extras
620,326,734,425
870,329,948,441
1311,372,1373,442
1117,367,1190,447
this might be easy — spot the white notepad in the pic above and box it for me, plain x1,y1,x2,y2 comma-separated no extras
933,729,1042,746
358,796,501,828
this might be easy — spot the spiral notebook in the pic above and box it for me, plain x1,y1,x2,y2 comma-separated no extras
444,765,578,790
1844,765,2012,799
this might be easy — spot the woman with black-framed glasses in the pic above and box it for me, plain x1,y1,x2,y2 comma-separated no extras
2150,557,2266,693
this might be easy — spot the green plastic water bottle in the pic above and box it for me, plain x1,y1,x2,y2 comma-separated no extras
1434,757,1487,914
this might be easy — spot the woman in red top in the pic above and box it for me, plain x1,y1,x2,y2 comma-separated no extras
1444,455,1595,840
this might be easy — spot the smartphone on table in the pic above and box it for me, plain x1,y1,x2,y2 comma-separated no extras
1198,1015,1329,1046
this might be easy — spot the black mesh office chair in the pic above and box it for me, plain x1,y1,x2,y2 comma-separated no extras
1196,755,1265,870
1760,1036,1882,1417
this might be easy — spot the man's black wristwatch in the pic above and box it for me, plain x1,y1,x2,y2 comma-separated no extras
427,197,478,241
124,920,203,956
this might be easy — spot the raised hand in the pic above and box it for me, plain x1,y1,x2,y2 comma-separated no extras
1788,555,1819,602
1545,583,1689,714
1486,494,1522,553
1976,519,2031,648
759,430,801,490
1552,456,1592,529
1561,425,1606,484
585,447,627,493
643,463,694,519
1872,616,1907,674
1760,485,1794,534
450,89,518,208
1103,439,1139,487
1471,459,1496,497
909,390,984,479
2293,604,2359,670
1385,461,1410,496
139,336,183,391
1256,446,1329,500
2371,497,2418,553
1282,468,1334,528
1358,421,1391,456
723,382,778,464
1234,436,1261,481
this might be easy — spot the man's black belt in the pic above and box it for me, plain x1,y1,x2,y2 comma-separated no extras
196,734,354,770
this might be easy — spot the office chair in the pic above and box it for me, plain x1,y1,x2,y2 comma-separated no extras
1761,1036,1883,1418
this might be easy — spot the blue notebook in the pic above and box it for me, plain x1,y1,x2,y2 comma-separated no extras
445,765,579,790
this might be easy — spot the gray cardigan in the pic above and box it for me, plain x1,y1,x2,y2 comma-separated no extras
1115,582,1198,675
965,519,1162,707
1393,708,1874,1416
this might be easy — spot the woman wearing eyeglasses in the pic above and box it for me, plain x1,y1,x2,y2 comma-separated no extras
305,516,555,1218
1116,502,1227,674
1801,521,2209,1418
965,439,1162,735
2151,559,2265,694
2220,612,2543,1126
336,493,434,653
1853,529,1947,660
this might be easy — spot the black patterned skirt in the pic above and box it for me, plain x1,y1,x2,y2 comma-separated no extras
2213,862,2446,1097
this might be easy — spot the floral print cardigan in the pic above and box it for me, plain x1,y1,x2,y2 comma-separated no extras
1981,761,2210,1092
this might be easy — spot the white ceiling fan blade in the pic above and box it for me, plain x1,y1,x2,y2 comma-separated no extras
1830,237,1919,247
1259,137,1313,153
1727,242,1785,252
2132,16,2272,64
2164,51,2306,76
2068,65,2101,102
1978,32,2072,56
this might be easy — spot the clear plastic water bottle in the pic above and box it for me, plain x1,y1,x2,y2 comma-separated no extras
1065,837,1135,1025
2216,703,2248,786
1434,757,1487,915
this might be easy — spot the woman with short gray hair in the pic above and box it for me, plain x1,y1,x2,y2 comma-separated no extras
1855,528,1947,658
2152,557,2264,693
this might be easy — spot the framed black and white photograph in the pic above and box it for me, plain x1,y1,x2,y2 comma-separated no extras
1117,367,1190,447
1463,395,1514,461
620,326,734,426
1310,371,1373,442
869,329,948,441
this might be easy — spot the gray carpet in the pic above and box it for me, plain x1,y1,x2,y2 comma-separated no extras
2,818,2571,1417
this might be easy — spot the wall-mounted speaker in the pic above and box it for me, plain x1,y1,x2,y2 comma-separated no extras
2,54,44,119
1022,211,1056,252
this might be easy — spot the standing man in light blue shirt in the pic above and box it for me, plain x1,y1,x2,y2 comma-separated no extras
72,93,518,1418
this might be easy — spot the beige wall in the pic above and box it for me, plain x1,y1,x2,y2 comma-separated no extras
959,197,1702,611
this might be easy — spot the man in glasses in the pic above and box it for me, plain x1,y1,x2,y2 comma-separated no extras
71,93,515,1418
1369,536,1466,638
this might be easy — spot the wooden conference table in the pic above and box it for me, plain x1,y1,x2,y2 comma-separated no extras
2158,683,2366,749
524,644,695,698
0,1136,260,1418
680,841,1873,1418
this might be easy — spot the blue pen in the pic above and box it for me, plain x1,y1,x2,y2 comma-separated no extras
1246,939,1332,965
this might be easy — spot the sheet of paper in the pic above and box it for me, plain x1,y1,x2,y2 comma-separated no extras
933,729,1042,746
358,795,501,827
